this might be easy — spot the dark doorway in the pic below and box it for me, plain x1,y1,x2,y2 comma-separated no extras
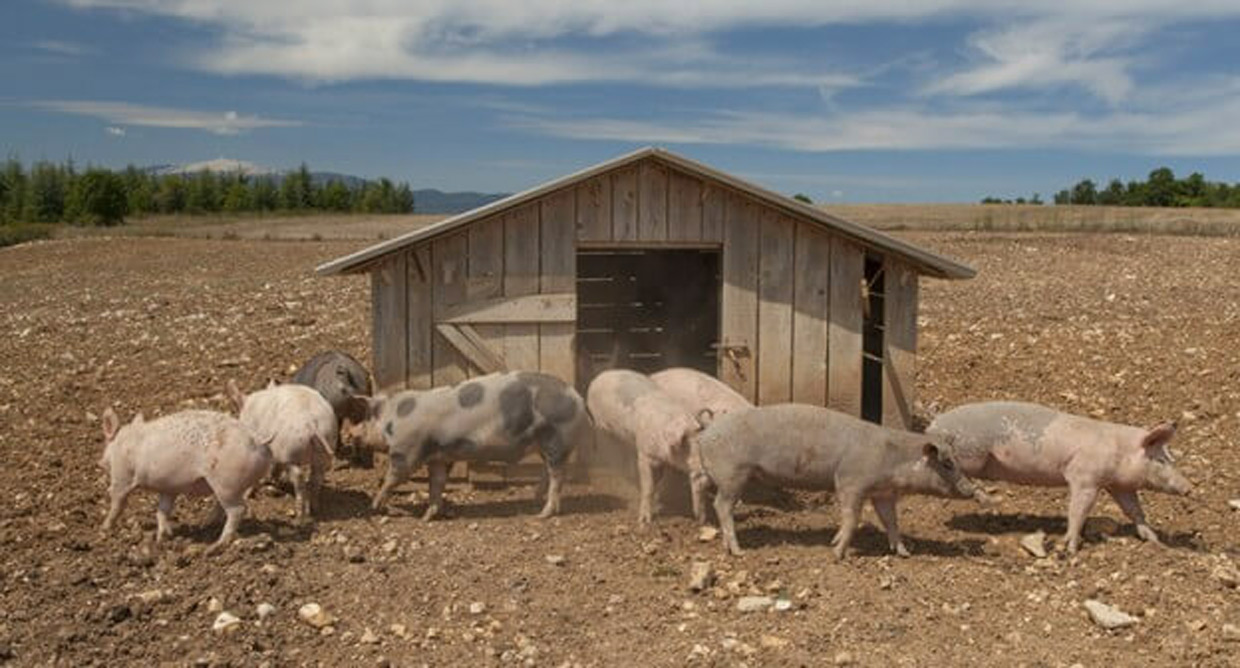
576,249,721,391
861,253,886,424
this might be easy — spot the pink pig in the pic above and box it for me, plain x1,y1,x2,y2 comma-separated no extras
98,408,272,553
649,368,752,418
587,369,712,524
927,401,1192,553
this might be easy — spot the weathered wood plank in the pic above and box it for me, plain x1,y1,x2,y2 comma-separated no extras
883,259,918,428
431,231,469,386
468,215,505,376
406,246,434,389
371,254,408,391
611,166,639,242
638,161,668,241
575,176,611,243
701,183,725,243
757,212,794,404
668,170,703,242
792,222,830,405
435,324,507,374
828,237,865,417
540,189,577,383
441,293,576,324
719,193,759,402
503,204,541,372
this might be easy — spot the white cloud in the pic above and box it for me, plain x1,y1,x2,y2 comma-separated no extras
32,39,96,57
923,18,1148,103
105,126,126,136
31,100,302,135
507,80,1240,155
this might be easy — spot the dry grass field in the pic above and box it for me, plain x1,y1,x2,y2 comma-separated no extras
48,202,1240,245
1,219,1238,666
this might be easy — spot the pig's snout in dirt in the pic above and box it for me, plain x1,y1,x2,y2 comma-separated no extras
923,441,983,501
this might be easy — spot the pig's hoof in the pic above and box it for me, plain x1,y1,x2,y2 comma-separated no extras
1136,526,1161,544
894,545,911,558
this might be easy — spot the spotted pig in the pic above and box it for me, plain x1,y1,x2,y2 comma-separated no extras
343,371,589,520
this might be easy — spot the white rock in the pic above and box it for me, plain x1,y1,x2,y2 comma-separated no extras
833,650,856,665
135,589,165,605
688,561,714,593
1228,499,1240,511
212,612,242,634
773,598,794,612
1214,562,1240,589
256,603,276,621
736,596,774,613
545,554,566,566
1020,531,1048,558
1223,623,1240,642
207,597,224,614
469,602,487,615
697,526,719,543
360,627,380,645
1084,599,1139,630
298,603,335,629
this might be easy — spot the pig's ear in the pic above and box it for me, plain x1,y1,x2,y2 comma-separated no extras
226,379,245,413
1142,422,1177,458
101,407,120,441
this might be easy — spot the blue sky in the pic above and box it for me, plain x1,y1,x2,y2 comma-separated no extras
3,1,1240,202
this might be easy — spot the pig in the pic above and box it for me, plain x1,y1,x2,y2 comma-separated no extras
292,350,374,466
227,380,338,520
97,408,272,553
649,367,753,417
926,401,1192,553
342,371,589,520
587,369,714,525
695,404,989,559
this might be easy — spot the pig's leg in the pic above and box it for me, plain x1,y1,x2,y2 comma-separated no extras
537,464,565,519
101,483,135,532
372,451,414,510
205,500,245,555
308,447,327,517
831,489,864,560
871,496,909,558
1110,489,1161,544
636,453,657,525
422,461,449,522
711,468,748,555
1064,482,1100,554
155,494,176,542
287,463,310,520
689,472,708,525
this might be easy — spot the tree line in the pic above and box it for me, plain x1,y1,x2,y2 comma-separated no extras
0,159,415,227
985,167,1240,208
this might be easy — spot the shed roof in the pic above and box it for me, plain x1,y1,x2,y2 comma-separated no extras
317,147,975,280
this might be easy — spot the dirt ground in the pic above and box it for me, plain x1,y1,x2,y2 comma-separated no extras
1,231,1238,667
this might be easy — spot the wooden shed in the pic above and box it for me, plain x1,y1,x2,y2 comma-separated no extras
318,147,973,433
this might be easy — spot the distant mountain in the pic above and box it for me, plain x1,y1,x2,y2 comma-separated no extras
413,189,508,214
141,159,508,214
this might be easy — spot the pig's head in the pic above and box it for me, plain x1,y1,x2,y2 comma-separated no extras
98,407,143,472
1135,422,1192,496
339,395,389,454
914,434,991,503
